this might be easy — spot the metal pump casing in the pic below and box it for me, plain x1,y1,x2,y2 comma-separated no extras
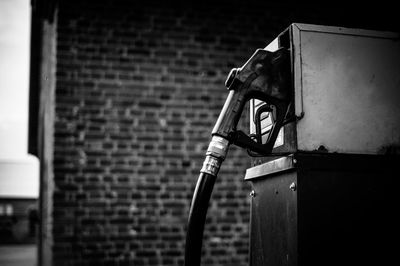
249,23,400,159
245,23,400,266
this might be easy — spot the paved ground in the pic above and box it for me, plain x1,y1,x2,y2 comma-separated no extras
0,245,37,266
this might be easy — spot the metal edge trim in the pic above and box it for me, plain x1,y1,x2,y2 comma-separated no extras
244,156,295,180
292,23,399,39
291,23,304,118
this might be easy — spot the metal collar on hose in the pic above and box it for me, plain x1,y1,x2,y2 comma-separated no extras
200,136,230,176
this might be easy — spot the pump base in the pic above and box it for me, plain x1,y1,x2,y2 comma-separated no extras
245,153,399,266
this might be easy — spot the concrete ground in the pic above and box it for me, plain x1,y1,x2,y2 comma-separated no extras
0,245,37,266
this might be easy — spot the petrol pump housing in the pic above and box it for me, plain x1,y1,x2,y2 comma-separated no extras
245,24,400,266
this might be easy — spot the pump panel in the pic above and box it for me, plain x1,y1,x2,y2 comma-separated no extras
245,154,400,266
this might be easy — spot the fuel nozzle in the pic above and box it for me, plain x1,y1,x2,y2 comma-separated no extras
184,47,292,266
213,47,292,155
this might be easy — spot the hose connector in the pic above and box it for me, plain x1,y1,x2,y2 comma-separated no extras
200,136,229,176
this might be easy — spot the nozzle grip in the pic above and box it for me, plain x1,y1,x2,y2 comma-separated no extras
212,48,291,155
212,76,255,139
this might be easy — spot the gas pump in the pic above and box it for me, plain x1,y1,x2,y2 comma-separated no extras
184,23,400,266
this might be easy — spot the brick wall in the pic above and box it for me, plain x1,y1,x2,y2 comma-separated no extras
44,0,398,265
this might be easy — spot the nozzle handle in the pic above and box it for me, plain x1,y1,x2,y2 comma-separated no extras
212,48,291,155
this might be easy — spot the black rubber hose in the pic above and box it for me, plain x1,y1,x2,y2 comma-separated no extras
184,172,217,266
